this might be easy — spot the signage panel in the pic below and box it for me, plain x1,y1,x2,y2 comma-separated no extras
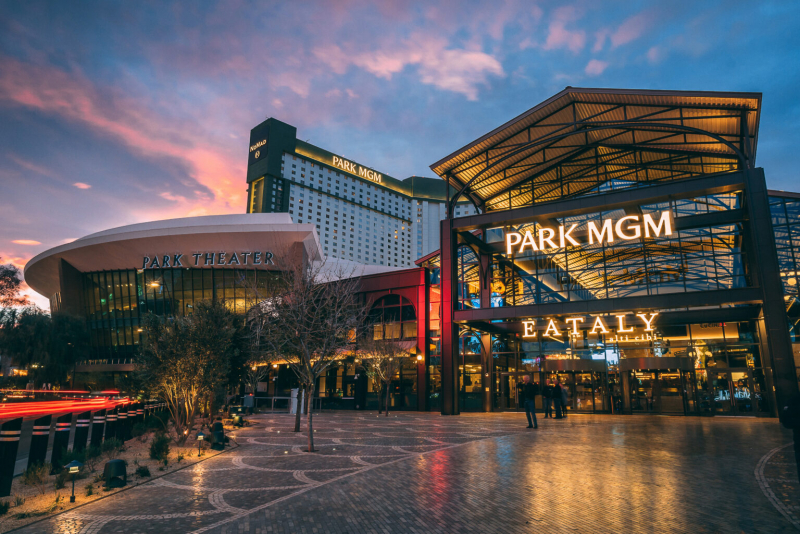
505,211,673,254
141,251,275,269
331,155,382,184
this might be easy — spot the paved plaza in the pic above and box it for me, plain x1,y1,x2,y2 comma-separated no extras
14,411,800,534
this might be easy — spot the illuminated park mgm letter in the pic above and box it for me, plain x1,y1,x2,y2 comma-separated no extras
505,211,672,254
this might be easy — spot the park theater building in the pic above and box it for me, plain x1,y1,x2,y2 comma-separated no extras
22,88,800,418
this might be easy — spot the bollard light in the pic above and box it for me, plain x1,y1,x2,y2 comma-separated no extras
65,460,83,503
196,431,206,455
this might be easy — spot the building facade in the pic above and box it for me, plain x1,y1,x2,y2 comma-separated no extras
22,87,800,417
244,118,477,267
22,214,326,375
333,88,800,418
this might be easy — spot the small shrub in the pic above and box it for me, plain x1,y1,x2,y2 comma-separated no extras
45,493,62,513
84,445,101,472
149,433,170,461
176,452,185,463
54,470,68,490
92,472,104,484
131,422,147,440
135,465,151,478
101,438,123,459
0,501,9,516
13,495,24,507
21,463,51,495
58,447,86,468
85,483,94,496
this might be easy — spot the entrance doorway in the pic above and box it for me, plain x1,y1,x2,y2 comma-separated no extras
628,370,692,414
497,372,524,411
708,370,760,415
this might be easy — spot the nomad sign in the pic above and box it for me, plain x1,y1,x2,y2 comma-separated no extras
505,211,673,254
331,156,382,184
142,251,275,269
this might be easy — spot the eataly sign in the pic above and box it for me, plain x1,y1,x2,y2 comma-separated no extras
505,211,673,254
522,312,659,338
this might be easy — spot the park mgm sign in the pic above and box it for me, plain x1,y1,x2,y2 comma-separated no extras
505,211,672,254
141,250,275,269
331,155,383,184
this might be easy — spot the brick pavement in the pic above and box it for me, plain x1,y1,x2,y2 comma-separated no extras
13,412,799,534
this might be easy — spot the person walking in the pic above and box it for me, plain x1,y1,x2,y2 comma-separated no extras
781,391,800,484
518,375,539,429
553,381,563,419
559,380,569,418
543,379,554,418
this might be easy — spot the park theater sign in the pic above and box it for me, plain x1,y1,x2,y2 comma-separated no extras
505,211,673,254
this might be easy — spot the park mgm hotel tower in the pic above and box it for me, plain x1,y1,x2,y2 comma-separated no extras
244,119,477,267
392,87,800,418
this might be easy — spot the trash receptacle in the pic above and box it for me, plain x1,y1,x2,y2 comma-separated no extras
103,459,127,488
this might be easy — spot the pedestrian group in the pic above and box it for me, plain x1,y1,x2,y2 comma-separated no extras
518,375,569,429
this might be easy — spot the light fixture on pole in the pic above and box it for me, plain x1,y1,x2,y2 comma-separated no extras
65,460,83,503
196,431,206,455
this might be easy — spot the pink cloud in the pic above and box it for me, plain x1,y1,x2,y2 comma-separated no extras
314,35,503,100
593,29,610,52
0,56,245,219
611,12,652,48
543,6,586,54
72,182,91,189
584,59,609,76
647,46,665,64
7,154,59,179
11,239,41,245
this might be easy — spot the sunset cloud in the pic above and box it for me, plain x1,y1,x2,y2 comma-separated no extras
11,239,41,245
542,6,586,54
73,182,91,189
0,56,244,218
611,12,653,48
313,35,504,100
585,59,609,76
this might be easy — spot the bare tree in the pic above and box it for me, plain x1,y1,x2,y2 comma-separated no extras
358,330,411,417
244,361,271,400
251,258,368,452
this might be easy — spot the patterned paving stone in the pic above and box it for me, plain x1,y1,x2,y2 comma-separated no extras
14,412,800,533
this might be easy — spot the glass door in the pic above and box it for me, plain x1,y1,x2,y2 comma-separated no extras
709,371,734,414
657,372,685,414
497,373,522,411
593,372,610,413
630,372,655,413
574,373,595,412
729,371,754,414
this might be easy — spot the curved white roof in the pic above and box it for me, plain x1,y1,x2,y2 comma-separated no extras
24,214,322,298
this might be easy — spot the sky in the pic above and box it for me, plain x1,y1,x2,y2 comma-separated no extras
2,0,799,309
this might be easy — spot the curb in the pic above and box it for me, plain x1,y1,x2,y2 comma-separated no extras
4,439,240,534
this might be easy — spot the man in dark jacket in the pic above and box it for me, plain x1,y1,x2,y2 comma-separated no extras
781,391,800,484
518,375,539,429
543,380,554,418
553,381,563,419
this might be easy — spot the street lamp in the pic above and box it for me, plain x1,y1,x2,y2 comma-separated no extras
196,431,206,455
65,460,83,503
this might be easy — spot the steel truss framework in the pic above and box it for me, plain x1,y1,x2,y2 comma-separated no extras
431,88,761,217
